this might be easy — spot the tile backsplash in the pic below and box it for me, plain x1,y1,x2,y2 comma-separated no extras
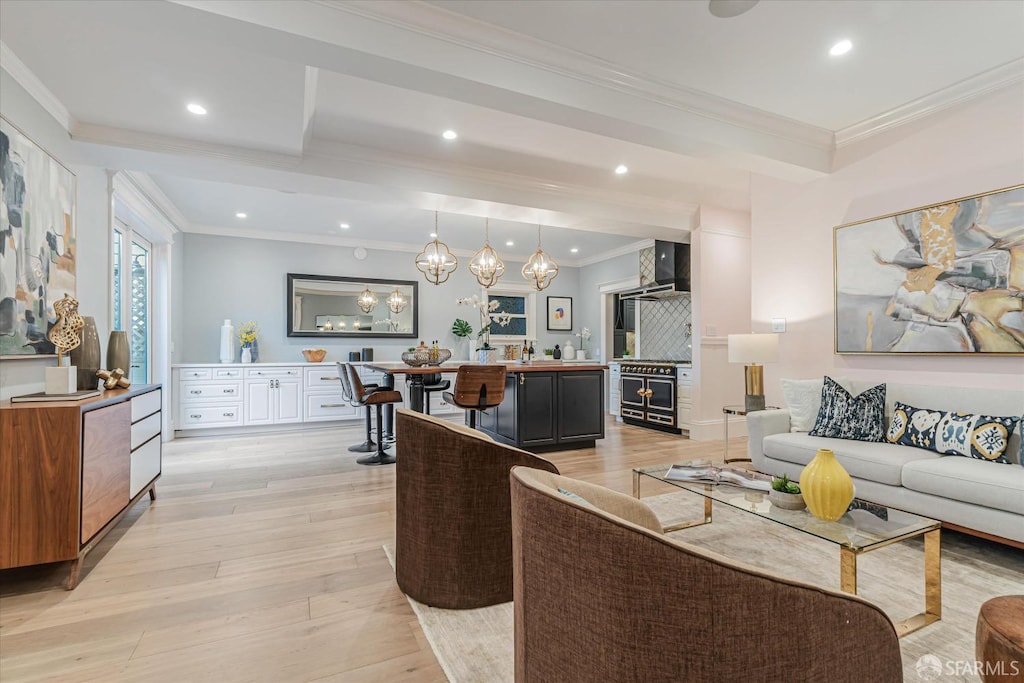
638,295,692,361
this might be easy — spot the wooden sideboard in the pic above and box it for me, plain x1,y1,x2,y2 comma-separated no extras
0,384,162,588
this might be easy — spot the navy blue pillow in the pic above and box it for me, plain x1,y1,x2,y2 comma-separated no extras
810,377,886,442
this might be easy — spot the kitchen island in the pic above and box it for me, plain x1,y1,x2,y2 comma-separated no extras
475,363,608,451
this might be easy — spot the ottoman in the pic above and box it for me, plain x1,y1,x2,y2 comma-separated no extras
976,596,1024,683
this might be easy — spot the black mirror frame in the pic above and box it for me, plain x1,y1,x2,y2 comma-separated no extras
286,273,419,339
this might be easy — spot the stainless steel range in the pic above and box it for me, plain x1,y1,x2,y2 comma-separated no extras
619,361,683,433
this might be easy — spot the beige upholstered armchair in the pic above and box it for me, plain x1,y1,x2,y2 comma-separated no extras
395,409,559,609
510,467,903,683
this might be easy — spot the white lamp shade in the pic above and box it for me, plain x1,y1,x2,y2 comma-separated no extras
728,333,779,364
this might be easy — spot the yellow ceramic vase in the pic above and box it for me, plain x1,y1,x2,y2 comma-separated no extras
800,449,854,522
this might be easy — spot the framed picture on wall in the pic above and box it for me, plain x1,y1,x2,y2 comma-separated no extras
833,183,1023,355
546,296,572,331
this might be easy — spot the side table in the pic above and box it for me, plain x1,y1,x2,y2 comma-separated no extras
722,404,778,463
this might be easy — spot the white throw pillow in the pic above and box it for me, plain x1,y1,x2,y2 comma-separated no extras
782,378,824,433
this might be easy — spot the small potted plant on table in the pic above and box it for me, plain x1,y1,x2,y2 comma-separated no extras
769,474,805,510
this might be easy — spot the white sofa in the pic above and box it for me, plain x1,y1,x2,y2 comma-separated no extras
747,380,1024,545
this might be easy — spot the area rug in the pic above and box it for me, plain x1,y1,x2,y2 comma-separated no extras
386,492,1024,683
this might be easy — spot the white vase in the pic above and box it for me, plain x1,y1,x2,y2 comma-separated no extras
219,319,234,364
577,350,587,360
478,348,497,364
563,340,576,360
241,347,252,364
468,339,478,360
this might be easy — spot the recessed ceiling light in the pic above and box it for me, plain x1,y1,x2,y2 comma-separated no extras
506,240,514,246
187,103,207,116
430,232,438,238
235,212,247,219
829,39,853,57
708,0,760,19
339,222,350,229
442,130,458,140
614,164,628,175
570,248,579,253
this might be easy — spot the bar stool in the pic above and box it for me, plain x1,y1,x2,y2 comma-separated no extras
337,362,377,453
442,365,507,429
345,364,403,465
418,372,451,415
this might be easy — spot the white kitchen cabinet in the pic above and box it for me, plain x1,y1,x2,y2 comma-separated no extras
677,367,692,434
244,367,302,426
608,362,621,418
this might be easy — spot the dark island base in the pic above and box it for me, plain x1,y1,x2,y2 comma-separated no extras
473,369,606,452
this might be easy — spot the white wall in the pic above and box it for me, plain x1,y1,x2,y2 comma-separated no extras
0,70,111,399
178,233,581,363
578,251,638,360
751,85,1024,406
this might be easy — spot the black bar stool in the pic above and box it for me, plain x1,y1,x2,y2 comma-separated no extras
442,365,507,428
416,372,451,415
344,364,402,465
337,362,377,453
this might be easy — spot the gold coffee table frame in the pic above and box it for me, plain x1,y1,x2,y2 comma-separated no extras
634,466,941,638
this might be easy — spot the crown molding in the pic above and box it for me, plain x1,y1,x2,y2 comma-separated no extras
121,171,191,231
576,239,654,268
70,122,303,169
0,42,73,131
184,223,586,267
835,59,1024,148
317,1,833,152
112,172,180,244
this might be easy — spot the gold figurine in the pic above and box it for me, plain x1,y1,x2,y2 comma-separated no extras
47,294,85,365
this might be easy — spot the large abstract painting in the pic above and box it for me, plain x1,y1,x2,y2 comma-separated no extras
835,184,1024,355
0,116,76,357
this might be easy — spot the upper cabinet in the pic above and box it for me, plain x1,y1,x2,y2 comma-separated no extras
287,274,418,339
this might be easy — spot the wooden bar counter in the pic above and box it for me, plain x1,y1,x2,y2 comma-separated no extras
0,384,163,588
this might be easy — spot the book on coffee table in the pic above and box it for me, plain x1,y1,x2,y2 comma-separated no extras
10,390,102,403
664,464,771,491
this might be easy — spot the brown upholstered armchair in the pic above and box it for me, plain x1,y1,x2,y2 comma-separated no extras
395,409,559,609
511,467,903,683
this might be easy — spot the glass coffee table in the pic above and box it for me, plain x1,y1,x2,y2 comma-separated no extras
633,463,942,637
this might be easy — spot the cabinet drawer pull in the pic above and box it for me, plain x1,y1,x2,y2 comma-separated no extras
223,389,234,394
320,403,344,408
519,373,525,385
191,390,201,394
190,414,202,419
223,412,235,417
320,376,336,381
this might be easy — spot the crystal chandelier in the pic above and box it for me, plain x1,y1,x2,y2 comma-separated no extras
521,224,559,290
469,218,505,288
357,285,378,314
415,211,458,285
385,287,408,314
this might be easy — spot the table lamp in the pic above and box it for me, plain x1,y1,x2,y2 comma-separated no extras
727,333,779,412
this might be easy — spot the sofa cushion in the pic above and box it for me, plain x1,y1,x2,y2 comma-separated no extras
887,401,1020,464
763,433,937,486
782,378,823,433
902,457,1024,515
810,377,887,442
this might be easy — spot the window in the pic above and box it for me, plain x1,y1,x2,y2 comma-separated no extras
484,286,535,342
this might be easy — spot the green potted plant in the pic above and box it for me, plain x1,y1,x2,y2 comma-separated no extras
769,474,805,510
543,348,555,359
451,318,473,359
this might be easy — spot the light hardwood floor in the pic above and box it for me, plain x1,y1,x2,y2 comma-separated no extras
0,417,730,682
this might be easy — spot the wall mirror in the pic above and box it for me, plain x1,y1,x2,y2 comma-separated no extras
287,274,418,338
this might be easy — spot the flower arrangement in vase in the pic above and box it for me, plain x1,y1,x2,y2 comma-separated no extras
457,295,512,363
575,327,592,360
238,321,260,363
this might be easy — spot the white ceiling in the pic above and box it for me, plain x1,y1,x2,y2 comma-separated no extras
1,0,1021,252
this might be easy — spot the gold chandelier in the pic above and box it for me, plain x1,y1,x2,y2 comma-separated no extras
356,285,378,314
385,287,408,314
415,211,458,285
469,217,505,288
522,224,558,290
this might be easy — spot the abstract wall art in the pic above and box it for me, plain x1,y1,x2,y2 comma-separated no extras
0,116,77,357
834,184,1023,355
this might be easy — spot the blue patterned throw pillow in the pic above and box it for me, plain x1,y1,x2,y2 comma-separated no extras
886,401,1019,464
809,377,886,442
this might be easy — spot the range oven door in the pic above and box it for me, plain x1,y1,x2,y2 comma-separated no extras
620,375,646,420
644,377,676,427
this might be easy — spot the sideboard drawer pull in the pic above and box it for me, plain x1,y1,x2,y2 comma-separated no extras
190,414,202,419
223,412,235,417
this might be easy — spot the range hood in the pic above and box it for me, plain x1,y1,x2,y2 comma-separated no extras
619,241,691,300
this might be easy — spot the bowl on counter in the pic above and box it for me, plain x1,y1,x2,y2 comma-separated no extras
302,348,328,362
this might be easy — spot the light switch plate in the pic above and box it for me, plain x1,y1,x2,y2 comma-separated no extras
771,318,787,333
706,324,717,336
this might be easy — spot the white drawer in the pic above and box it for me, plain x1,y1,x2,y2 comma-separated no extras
130,436,161,498
181,381,242,402
214,368,243,379
179,404,243,428
131,389,162,422
131,412,161,449
677,369,692,381
304,365,343,390
304,393,359,421
245,367,301,379
678,407,692,429
180,368,212,380
676,385,692,401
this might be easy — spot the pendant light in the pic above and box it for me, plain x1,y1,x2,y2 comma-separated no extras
469,218,505,288
415,211,458,285
357,285,378,314
385,287,408,314
522,224,559,290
